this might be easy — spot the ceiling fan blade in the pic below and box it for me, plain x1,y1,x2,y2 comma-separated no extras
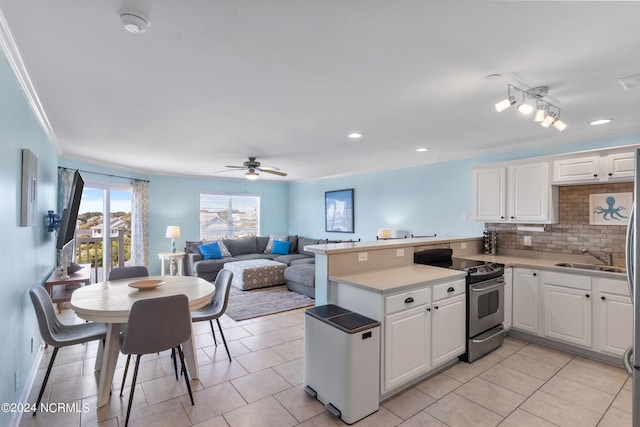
257,165,281,171
224,165,247,169
258,168,287,176
213,168,243,173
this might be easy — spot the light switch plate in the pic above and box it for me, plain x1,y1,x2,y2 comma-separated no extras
358,252,368,261
524,236,532,246
396,248,404,257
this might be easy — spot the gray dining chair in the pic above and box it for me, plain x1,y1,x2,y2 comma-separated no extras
120,294,194,427
108,266,149,280
109,265,180,388
191,269,234,362
29,286,107,415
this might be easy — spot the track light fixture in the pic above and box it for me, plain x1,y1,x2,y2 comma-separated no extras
495,84,567,131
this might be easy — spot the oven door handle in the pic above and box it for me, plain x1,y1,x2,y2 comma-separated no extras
470,282,504,293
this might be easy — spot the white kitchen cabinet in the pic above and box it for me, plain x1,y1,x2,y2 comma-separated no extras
605,152,635,180
552,151,634,184
541,271,592,348
595,278,633,357
432,293,466,367
474,167,506,221
512,269,539,334
552,156,600,183
503,268,513,330
384,304,431,391
473,162,557,223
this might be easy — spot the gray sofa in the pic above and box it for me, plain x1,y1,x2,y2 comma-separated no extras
184,235,322,298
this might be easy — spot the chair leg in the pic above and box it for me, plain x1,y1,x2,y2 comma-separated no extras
125,355,141,427
120,355,131,396
209,320,218,346
33,347,59,415
176,346,194,405
216,319,232,362
171,348,178,380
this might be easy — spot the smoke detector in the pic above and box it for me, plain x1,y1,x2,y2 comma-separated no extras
120,13,150,33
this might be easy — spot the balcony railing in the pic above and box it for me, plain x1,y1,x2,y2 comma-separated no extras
75,229,126,282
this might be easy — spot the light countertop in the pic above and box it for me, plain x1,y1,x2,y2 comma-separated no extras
330,265,467,294
306,236,481,255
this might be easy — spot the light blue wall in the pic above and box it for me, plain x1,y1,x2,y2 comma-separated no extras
56,161,290,275
0,56,58,425
289,134,640,240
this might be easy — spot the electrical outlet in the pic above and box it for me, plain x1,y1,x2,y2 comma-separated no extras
524,235,532,246
15,370,19,391
396,248,404,257
358,252,368,262
460,212,468,222
461,242,467,249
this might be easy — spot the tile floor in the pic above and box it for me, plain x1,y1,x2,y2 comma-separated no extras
19,307,633,427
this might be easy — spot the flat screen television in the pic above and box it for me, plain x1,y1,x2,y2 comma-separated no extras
56,170,84,250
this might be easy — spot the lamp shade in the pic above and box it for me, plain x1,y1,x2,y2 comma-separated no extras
166,226,180,239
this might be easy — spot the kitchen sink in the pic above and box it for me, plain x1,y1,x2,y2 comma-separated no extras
554,263,625,274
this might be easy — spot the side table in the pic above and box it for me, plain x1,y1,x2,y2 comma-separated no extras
158,251,186,276
44,263,91,313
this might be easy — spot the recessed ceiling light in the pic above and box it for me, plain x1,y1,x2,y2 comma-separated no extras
347,132,362,139
590,119,612,126
120,13,150,33
416,148,428,152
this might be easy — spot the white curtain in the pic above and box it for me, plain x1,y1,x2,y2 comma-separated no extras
131,180,149,266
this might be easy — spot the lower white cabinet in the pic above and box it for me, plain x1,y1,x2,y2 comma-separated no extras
384,305,431,391
542,285,592,347
504,268,513,330
512,269,539,333
432,294,466,366
595,278,633,357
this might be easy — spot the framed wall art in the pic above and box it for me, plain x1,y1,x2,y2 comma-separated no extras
589,192,632,225
21,148,38,227
325,188,354,233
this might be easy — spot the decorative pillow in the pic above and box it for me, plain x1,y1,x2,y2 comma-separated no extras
264,234,288,253
271,240,291,255
186,240,205,253
198,242,223,260
216,240,232,257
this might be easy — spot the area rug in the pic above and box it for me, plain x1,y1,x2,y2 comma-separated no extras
224,285,315,321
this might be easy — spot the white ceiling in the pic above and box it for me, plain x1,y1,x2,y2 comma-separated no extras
1,1,639,182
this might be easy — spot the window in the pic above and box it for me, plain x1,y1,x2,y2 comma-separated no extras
200,192,260,240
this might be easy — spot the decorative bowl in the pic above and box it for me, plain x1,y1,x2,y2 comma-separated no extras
128,279,165,290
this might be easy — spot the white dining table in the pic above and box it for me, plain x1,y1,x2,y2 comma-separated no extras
71,275,215,407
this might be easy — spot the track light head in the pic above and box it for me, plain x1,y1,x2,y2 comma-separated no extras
534,102,548,122
553,118,567,131
540,112,556,128
518,103,533,115
495,96,516,112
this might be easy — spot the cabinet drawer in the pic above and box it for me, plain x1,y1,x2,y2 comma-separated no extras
599,278,630,296
540,271,591,291
386,287,431,315
433,279,466,301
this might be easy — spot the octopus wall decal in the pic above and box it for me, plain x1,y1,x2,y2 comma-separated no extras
589,192,632,225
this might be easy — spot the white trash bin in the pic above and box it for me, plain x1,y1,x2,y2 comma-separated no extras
304,305,380,424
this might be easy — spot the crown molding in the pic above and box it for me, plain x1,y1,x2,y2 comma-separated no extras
0,7,59,151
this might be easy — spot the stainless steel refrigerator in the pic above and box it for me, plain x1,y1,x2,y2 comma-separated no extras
625,148,640,426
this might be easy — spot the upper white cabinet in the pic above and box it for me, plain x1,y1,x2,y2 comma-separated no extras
552,151,634,184
474,162,558,223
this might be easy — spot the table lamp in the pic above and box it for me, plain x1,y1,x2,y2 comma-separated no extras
166,226,180,253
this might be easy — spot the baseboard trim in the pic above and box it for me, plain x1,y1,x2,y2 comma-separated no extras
10,342,45,427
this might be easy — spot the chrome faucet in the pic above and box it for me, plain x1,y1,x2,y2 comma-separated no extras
581,248,613,266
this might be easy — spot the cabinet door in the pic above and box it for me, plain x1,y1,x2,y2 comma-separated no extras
605,152,635,180
432,294,466,366
509,162,549,222
384,305,431,391
543,284,592,347
552,156,600,184
503,268,513,330
512,269,539,333
473,167,506,221
598,293,633,356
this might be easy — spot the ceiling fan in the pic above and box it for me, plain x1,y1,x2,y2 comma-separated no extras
221,157,288,180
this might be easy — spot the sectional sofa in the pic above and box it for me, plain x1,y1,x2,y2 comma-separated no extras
184,235,323,298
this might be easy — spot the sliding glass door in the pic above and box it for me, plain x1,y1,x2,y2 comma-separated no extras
76,183,132,281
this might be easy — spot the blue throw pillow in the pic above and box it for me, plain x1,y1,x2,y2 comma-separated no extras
271,240,291,255
199,242,223,260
